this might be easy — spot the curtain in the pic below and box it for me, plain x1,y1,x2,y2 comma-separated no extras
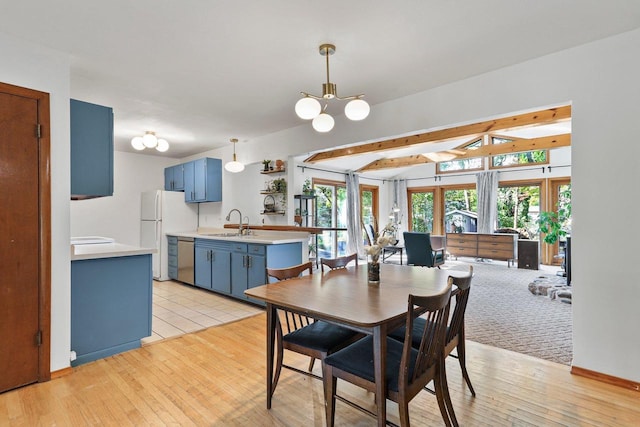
346,172,365,258
476,171,498,234
392,179,409,246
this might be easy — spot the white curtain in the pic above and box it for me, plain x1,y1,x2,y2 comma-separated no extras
392,179,409,245
476,171,498,234
346,172,365,258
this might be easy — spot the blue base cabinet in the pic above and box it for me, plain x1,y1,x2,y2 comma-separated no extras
195,239,302,304
195,239,232,293
70,99,114,199
71,254,152,366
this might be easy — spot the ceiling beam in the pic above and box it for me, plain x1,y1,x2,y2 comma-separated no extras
305,105,571,163
357,133,571,172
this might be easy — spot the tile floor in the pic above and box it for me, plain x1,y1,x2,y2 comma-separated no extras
142,280,263,345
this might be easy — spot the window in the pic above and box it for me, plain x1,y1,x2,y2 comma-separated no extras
496,182,541,238
444,186,477,233
408,189,435,232
436,138,484,174
313,179,347,258
490,136,548,169
360,184,378,229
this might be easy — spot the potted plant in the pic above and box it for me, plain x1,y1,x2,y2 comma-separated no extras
537,187,571,246
302,178,313,195
272,178,286,193
262,159,271,172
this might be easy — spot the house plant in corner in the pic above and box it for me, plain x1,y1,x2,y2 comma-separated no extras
537,186,571,275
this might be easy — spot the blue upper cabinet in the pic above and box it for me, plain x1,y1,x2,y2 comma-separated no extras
184,157,222,203
164,164,185,191
70,99,114,199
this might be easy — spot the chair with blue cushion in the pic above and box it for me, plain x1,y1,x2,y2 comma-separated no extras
389,265,475,396
403,231,445,268
322,279,457,426
266,261,362,400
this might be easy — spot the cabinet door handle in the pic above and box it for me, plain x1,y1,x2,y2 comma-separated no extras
206,250,210,261
247,255,252,268
211,251,215,262
242,255,246,268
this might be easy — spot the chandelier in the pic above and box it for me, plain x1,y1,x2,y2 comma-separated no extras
224,138,245,173
295,43,370,132
131,131,169,152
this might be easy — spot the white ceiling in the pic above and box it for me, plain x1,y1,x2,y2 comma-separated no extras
1,1,639,160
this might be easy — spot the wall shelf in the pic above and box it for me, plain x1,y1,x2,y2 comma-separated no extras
261,211,286,216
260,169,286,175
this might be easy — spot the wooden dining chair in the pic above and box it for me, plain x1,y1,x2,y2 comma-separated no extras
266,261,362,399
322,279,456,427
320,252,358,272
388,265,475,396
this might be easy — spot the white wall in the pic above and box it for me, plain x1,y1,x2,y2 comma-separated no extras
70,151,177,245
0,33,71,371
195,31,640,382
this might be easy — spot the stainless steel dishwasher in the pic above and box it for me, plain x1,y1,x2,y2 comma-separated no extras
177,237,195,285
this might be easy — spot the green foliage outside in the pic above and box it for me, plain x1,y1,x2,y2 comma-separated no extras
411,192,434,232
496,185,540,237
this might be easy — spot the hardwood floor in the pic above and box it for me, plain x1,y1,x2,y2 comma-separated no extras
1,313,638,426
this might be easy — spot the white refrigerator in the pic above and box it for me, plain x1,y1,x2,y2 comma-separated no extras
140,190,198,280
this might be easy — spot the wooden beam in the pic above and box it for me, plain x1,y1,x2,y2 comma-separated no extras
358,133,571,172
305,105,571,163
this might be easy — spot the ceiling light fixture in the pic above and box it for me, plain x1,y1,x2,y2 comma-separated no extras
224,138,245,173
295,43,370,133
131,131,169,152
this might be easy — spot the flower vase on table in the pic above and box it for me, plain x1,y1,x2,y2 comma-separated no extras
367,257,381,284
364,224,395,284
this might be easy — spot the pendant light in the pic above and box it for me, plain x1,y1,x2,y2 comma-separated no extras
295,43,370,132
224,138,245,173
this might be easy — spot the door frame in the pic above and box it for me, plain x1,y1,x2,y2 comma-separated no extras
0,81,51,383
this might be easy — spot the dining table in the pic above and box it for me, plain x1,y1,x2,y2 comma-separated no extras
244,262,461,426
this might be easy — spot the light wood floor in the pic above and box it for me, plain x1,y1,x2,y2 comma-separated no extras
1,313,638,426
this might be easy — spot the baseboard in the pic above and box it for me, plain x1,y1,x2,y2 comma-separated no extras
50,366,73,380
571,366,640,392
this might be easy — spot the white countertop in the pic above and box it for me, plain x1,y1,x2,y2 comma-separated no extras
71,242,156,261
167,228,309,245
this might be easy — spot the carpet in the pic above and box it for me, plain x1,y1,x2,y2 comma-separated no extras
443,258,573,365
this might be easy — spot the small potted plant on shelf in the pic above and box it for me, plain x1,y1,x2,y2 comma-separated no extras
262,159,271,172
272,178,286,193
302,178,313,195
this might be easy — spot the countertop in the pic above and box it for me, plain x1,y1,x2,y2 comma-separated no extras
71,242,156,261
167,228,310,244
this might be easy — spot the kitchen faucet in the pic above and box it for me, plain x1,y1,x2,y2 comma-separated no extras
242,216,250,235
225,209,243,235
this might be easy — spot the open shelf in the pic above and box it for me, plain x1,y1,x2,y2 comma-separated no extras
260,211,286,216
260,169,285,175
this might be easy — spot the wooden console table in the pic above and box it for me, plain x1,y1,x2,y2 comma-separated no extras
446,232,517,266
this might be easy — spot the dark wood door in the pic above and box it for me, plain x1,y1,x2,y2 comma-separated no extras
0,90,43,392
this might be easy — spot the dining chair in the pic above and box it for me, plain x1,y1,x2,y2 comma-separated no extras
265,261,362,398
322,279,456,427
320,252,358,272
388,265,475,396
403,231,445,268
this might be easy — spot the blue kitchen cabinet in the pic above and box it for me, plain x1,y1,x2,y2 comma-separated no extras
71,254,152,366
70,99,114,199
184,158,222,203
167,236,178,280
195,239,231,293
194,239,302,304
164,164,185,191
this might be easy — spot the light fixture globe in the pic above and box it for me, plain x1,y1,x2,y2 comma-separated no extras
224,138,245,173
142,132,158,148
131,136,145,150
225,160,245,173
345,98,370,121
312,112,335,132
156,138,169,152
295,97,321,120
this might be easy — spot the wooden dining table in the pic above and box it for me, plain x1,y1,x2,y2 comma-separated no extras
245,263,460,426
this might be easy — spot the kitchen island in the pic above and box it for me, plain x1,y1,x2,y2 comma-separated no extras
167,229,307,305
70,242,155,366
